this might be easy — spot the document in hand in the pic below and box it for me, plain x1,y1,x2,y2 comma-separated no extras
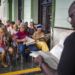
23,36,35,45
30,43,63,70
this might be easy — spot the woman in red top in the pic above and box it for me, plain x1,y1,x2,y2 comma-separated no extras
16,23,38,61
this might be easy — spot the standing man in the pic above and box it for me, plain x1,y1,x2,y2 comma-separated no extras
34,1,75,75
58,1,75,75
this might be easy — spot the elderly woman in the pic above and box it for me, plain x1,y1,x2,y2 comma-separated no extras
16,23,38,61
32,24,49,52
16,24,29,59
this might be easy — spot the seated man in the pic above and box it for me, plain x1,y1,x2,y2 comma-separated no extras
32,24,49,52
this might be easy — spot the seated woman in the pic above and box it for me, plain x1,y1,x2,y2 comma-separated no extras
11,24,18,48
16,23,38,60
0,28,14,67
32,24,49,52
6,23,18,65
15,19,22,29
0,28,8,67
27,22,36,37
7,21,15,35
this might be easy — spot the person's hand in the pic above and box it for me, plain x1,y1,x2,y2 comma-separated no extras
21,38,27,42
12,35,17,41
34,55,44,66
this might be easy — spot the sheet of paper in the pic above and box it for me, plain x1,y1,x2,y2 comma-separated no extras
30,51,58,69
50,44,63,60
23,36,35,45
30,51,40,58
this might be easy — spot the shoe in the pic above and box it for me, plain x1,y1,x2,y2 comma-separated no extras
1,63,8,67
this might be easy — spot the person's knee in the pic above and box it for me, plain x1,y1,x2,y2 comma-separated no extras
8,47,14,55
0,51,6,59
1,50,6,55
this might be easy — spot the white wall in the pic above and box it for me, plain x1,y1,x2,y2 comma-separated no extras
12,0,18,21
0,0,9,23
55,0,74,29
24,0,31,22
0,6,1,19
31,0,38,24
24,0,38,24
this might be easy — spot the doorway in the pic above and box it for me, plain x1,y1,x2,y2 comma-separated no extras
38,0,52,33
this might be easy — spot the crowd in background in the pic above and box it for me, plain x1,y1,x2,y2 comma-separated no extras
0,19,49,67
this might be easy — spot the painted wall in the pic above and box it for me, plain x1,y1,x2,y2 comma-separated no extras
12,0,18,21
0,6,1,19
54,0,74,29
31,0,38,24
0,0,38,23
0,0,9,22
24,0,38,24
24,0,31,22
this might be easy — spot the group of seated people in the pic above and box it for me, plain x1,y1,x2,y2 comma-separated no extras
0,19,49,67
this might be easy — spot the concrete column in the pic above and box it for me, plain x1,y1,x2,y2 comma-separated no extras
24,0,32,23
12,0,18,21
1,0,9,23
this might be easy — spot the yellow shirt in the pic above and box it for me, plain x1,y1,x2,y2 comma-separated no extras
32,31,45,41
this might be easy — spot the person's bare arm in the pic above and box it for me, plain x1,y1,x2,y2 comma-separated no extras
16,39,22,42
16,38,26,43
